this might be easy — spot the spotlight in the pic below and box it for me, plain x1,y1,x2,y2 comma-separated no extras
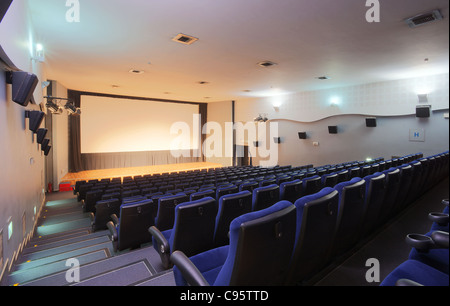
45,99,63,114
64,101,81,115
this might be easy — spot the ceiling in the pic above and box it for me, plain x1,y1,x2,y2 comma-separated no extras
27,0,449,102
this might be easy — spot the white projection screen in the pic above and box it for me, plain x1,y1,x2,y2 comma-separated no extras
80,95,200,154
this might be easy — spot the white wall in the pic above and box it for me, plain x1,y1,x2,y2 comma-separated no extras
0,0,46,278
204,100,233,167
51,81,69,190
235,73,449,167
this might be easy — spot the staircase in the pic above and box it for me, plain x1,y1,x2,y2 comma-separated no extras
1,192,175,286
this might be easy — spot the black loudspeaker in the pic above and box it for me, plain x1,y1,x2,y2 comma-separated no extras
25,110,45,133
0,0,13,23
41,138,50,150
328,126,338,134
6,71,38,106
253,141,260,147
274,137,281,143
43,146,52,156
298,132,307,139
366,117,377,127
416,105,431,118
37,128,48,144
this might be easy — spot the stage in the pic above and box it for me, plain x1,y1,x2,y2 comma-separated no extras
60,162,224,186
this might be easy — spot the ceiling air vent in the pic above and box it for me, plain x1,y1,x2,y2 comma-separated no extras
172,33,199,45
257,61,277,68
405,9,443,28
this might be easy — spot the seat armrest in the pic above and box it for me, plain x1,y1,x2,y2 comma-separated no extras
170,251,210,286
81,199,86,211
428,212,449,226
431,231,449,248
396,278,423,286
110,214,119,226
88,212,95,222
107,221,118,242
148,226,171,269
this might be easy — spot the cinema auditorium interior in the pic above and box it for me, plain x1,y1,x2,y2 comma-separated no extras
0,0,448,290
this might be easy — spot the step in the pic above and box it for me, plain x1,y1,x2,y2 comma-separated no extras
20,245,160,286
72,260,154,286
7,248,111,286
29,228,91,246
134,270,176,286
23,230,109,255
17,235,112,264
35,218,92,237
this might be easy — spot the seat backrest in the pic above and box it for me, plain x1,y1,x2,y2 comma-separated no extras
155,193,190,231
214,201,297,286
393,164,414,213
252,184,280,211
94,198,121,231
214,191,252,247
360,172,386,237
331,177,366,257
117,199,155,251
286,187,339,285
239,181,258,193
321,173,338,188
378,168,401,223
169,197,217,257
84,189,104,213
302,175,322,196
216,185,239,200
190,189,216,201
336,169,349,183
404,161,423,206
279,179,303,203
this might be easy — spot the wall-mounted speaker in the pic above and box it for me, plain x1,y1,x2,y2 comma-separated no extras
366,117,377,127
37,128,48,144
328,126,338,134
274,137,282,143
253,141,260,147
43,146,52,156
25,110,45,133
416,105,431,118
6,71,38,106
298,132,307,139
41,138,50,150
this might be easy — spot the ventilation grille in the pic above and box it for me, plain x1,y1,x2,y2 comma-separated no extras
172,33,199,45
405,9,443,28
257,61,277,68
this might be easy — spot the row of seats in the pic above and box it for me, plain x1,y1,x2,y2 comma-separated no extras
380,199,448,286
94,151,429,237
160,151,448,285
89,167,372,233
83,154,425,233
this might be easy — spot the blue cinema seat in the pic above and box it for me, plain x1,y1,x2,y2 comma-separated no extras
331,177,366,258
213,191,252,247
252,184,280,211
286,187,339,285
149,197,217,269
171,201,297,286
107,199,155,252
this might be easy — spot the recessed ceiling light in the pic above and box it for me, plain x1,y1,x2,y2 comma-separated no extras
257,61,277,68
198,81,209,85
172,33,199,45
242,89,252,92
111,85,120,88
316,76,331,80
129,69,144,74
